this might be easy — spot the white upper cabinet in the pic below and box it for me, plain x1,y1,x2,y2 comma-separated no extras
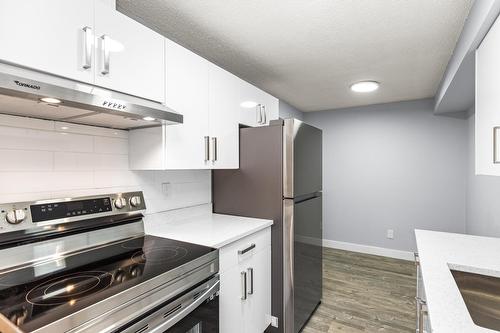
476,13,500,176
0,0,164,103
94,0,165,102
164,39,210,169
208,64,243,169
258,89,279,126
0,0,95,83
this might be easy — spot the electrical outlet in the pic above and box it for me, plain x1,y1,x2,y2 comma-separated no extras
387,229,394,239
161,182,171,196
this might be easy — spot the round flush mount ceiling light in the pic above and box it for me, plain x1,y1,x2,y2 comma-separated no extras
142,116,155,121
350,81,380,93
40,97,62,104
240,101,259,108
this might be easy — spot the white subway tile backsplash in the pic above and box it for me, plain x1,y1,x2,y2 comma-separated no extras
0,126,93,152
94,170,141,188
0,114,54,131
94,154,129,170
0,149,53,171
0,115,211,214
54,152,95,171
0,171,94,194
94,136,128,154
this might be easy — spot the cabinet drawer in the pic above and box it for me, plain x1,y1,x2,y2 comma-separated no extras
220,227,271,272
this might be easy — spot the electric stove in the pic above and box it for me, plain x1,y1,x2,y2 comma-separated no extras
0,192,219,333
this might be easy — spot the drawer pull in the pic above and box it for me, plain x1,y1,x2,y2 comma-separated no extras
238,243,256,255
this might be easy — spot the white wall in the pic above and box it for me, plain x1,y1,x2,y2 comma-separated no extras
305,99,468,252
279,100,304,120
0,114,211,214
466,110,500,236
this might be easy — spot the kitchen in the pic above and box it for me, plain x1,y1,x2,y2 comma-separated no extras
0,0,498,332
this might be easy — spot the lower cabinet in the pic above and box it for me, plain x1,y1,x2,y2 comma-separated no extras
219,228,271,333
415,253,432,333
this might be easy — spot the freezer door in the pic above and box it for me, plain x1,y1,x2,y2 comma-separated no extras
283,119,322,198
283,194,323,333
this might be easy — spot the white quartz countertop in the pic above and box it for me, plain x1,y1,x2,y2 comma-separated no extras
415,229,500,333
144,204,273,249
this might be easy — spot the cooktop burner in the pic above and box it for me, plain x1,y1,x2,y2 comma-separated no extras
0,235,215,332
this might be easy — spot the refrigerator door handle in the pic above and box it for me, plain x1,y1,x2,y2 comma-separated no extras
283,199,295,333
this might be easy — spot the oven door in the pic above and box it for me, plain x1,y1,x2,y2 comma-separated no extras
121,276,219,333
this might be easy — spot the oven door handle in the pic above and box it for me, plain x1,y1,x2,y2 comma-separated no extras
150,279,220,333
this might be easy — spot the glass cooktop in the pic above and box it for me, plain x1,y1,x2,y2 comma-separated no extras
0,235,215,332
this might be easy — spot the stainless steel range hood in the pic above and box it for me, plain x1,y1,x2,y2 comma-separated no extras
0,72,183,130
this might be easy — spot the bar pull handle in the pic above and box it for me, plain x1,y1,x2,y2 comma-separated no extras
204,136,210,162
247,268,254,295
257,104,262,124
416,297,427,333
82,26,92,69
262,105,267,124
238,243,256,255
100,35,110,75
211,137,217,162
241,271,247,300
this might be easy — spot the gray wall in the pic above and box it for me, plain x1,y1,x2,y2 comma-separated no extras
279,100,304,120
304,99,468,252
466,110,500,236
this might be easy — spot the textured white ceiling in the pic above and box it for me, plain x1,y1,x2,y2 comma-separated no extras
117,0,473,112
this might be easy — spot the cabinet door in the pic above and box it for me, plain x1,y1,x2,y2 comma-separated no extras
208,64,241,169
164,39,210,169
245,246,272,333
94,0,164,102
259,91,279,125
476,14,500,176
219,265,247,333
0,0,94,83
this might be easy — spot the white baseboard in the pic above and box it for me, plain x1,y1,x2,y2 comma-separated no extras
323,239,414,261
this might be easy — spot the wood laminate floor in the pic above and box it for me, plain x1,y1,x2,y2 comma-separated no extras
302,248,417,333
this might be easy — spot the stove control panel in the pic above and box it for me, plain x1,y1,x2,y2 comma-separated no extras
0,191,146,233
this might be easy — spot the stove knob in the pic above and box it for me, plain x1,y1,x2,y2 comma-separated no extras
5,209,26,224
129,196,142,208
114,197,127,209
114,270,127,283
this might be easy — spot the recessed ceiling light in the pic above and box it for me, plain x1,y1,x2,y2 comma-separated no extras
60,126,69,130
350,81,380,93
40,97,62,104
240,101,259,108
143,116,155,121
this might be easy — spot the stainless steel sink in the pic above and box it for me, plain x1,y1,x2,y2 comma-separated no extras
451,270,500,331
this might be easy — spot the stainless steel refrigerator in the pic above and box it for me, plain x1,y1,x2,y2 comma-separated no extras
213,118,322,333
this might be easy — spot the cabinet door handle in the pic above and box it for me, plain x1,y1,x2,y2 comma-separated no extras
247,267,254,295
262,105,266,124
238,243,256,255
100,35,110,75
204,136,210,162
416,297,427,333
257,104,262,124
211,137,217,162
82,26,93,69
241,271,247,300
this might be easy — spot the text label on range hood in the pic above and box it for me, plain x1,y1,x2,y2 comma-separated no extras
0,72,183,130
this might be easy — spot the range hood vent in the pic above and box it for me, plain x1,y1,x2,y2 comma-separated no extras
0,72,183,130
